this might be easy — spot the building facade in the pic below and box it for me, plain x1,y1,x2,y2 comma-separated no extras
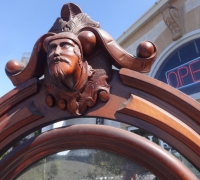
117,0,200,102
117,0,200,178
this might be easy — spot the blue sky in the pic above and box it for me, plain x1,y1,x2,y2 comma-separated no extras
0,0,156,97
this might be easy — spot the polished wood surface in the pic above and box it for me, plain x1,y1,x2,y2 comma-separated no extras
120,68,200,123
0,78,38,116
5,60,25,74
81,27,158,73
1,2,200,179
136,41,155,58
1,70,200,172
118,94,200,159
5,33,54,86
0,124,198,180
6,7,157,87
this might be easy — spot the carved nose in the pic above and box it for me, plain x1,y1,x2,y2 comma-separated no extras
54,47,61,56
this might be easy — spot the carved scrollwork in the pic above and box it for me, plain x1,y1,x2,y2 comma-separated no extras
162,5,184,41
4,2,158,115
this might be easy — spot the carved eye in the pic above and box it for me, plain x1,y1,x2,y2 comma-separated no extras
62,43,71,49
48,44,57,51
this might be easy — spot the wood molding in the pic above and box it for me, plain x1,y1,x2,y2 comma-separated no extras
118,94,200,158
0,124,198,180
0,101,43,154
0,78,38,116
1,2,199,179
119,68,200,124
0,71,200,170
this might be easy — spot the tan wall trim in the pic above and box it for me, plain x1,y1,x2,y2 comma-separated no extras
117,0,174,44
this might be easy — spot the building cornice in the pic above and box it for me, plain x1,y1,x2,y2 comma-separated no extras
116,0,174,44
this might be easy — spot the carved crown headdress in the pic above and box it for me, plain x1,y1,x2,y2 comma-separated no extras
49,3,100,35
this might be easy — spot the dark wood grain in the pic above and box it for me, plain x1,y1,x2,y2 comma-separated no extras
119,68,200,123
118,94,200,158
0,78,38,116
1,71,200,171
0,125,198,180
1,2,200,179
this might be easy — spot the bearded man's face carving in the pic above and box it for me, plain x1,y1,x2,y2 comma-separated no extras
47,38,81,82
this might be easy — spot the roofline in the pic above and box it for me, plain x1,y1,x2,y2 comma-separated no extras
116,0,174,44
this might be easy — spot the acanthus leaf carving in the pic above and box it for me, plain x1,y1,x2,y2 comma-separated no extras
45,67,110,115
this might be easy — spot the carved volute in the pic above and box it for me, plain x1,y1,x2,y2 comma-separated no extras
1,3,200,180
5,2,157,115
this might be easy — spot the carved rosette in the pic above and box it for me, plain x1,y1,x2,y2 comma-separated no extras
162,5,183,40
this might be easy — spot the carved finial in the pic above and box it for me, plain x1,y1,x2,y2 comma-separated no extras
136,41,155,58
5,60,25,74
61,3,82,22
49,3,100,34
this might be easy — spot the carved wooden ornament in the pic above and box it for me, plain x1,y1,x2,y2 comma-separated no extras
1,3,200,180
5,3,157,115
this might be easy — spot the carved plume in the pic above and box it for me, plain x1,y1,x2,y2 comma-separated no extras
63,13,100,34
49,3,100,34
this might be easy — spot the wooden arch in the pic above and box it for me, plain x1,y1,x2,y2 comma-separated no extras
0,68,200,179
1,2,200,179
0,124,198,180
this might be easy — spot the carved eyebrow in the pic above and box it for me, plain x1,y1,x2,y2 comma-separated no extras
48,43,57,50
60,40,75,47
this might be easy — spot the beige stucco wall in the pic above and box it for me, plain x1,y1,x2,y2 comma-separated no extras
118,0,200,57
185,5,200,32
120,19,155,50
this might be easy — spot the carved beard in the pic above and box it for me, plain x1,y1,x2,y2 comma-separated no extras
49,57,70,81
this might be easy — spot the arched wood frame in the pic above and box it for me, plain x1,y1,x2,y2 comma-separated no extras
0,124,198,180
0,68,200,179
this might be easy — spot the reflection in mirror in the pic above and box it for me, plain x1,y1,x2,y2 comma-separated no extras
127,126,200,178
16,149,156,180
3,117,200,179
1,118,119,158
2,117,199,179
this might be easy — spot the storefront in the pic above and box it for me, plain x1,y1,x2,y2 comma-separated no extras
117,0,200,177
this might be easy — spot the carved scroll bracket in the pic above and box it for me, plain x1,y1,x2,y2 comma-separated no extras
162,4,184,41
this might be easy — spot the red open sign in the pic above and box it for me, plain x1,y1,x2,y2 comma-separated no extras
166,58,200,89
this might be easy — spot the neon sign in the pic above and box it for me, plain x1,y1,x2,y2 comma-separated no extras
166,57,200,89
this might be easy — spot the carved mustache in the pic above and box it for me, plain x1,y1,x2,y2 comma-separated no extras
49,56,70,65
